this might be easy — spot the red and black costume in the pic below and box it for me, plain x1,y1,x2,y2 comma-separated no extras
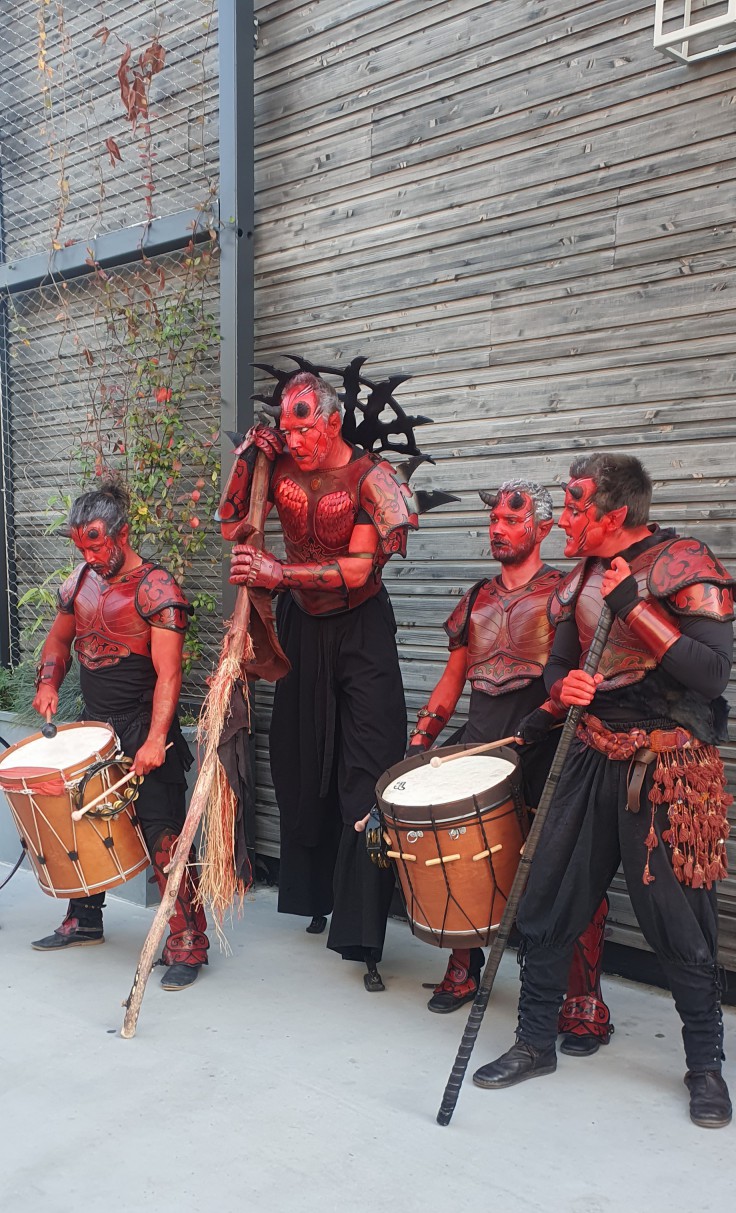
221,437,417,966
513,527,733,1075
45,562,208,969
421,568,613,1043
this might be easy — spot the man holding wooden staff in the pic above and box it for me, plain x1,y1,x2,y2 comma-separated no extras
223,363,428,993
473,453,734,1129
409,480,613,1055
31,481,210,990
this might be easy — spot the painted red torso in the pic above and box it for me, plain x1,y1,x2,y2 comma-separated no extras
58,562,190,670
445,566,562,695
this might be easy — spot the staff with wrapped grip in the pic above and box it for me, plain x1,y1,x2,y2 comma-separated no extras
436,603,613,1127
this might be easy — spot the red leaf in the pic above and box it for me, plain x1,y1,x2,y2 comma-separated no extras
140,39,166,75
82,349,94,366
104,136,123,166
117,45,134,120
93,26,110,45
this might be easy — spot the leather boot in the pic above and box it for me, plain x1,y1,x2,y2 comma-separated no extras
151,832,209,991
684,1071,732,1129
473,1040,557,1089
427,948,484,1014
31,898,105,950
559,896,613,1057
306,915,328,935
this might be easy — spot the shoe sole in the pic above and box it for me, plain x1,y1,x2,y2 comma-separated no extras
427,994,477,1014
690,1113,732,1129
473,1063,557,1090
31,937,105,951
160,981,198,991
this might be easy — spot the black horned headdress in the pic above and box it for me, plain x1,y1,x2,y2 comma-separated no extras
251,354,435,465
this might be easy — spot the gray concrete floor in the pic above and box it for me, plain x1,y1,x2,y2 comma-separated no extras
1,865,734,1213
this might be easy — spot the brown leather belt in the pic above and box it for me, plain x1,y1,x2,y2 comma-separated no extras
577,715,696,813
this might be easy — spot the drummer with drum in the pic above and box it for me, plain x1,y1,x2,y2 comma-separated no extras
27,481,209,991
406,480,613,1056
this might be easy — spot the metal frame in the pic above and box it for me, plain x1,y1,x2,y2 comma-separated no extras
654,0,736,62
218,0,256,617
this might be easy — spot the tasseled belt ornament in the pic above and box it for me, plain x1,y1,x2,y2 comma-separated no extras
577,713,731,890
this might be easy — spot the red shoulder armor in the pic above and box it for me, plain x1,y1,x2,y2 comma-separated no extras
648,538,736,621
136,566,192,633
548,561,587,626
360,458,419,558
444,581,486,650
58,563,89,613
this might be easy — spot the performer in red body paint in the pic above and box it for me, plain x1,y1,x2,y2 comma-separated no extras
221,363,437,992
409,480,612,1056
473,453,734,1129
31,482,209,991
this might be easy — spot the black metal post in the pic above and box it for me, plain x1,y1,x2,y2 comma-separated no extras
0,156,18,667
218,0,256,619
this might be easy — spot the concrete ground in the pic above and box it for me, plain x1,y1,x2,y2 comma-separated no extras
1,865,733,1213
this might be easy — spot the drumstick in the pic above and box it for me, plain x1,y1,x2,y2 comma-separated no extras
71,743,173,821
429,736,517,767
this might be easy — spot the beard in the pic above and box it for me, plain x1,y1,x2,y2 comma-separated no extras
491,535,537,565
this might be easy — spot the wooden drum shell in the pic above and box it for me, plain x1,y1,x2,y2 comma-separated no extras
376,744,528,949
0,722,149,898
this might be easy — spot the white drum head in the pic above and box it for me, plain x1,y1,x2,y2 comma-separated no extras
0,725,114,773
382,754,514,806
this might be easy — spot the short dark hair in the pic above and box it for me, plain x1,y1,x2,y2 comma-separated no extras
68,479,130,537
568,453,652,527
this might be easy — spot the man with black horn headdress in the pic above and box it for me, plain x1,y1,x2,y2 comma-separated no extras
219,357,453,992
473,453,734,1129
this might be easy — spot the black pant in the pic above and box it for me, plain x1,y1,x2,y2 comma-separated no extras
515,738,724,1071
271,589,405,955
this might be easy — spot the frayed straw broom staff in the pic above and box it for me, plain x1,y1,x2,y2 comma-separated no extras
121,451,273,1038
436,603,613,1125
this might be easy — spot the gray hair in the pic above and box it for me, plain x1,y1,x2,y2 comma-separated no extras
284,371,341,420
479,479,553,523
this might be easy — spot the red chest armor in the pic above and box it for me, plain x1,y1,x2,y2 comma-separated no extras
573,552,665,690
58,563,190,671
446,567,562,695
271,452,374,562
269,448,416,616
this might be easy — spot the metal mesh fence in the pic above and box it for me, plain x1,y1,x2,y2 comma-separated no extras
2,0,219,259
6,247,222,698
0,0,223,706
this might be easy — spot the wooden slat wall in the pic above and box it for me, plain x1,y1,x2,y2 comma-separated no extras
252,0,736,964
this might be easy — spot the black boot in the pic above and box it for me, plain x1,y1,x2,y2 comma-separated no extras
306,915,328,935
364,958,385,992
31,899,105,950
427,948,484,1014
160,962,202,991
473,1041,557,1089
684,1071,732,1129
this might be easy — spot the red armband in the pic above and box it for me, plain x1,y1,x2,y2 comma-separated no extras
625,600,681,660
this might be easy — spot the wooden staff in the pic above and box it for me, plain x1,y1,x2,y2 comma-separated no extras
436,604,613,1126
121,451,272,1039
429,737,517,767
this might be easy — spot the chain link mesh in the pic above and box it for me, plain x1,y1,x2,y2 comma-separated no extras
0,1,222,704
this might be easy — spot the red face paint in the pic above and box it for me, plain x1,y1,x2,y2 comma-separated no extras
71,520,125,580
280,382,336,472
488,491,539,565
558,478,605,557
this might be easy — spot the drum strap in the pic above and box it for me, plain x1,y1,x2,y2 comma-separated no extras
0,846,26,893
